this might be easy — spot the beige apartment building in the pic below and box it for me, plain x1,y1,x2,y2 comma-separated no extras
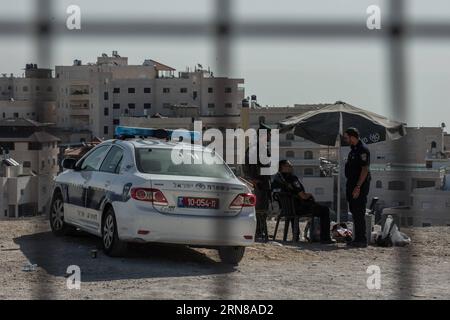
0,64,57,123
382,172,450,227
0,158,39,218
369,127,445,165
0,119,60,215
54,51,245,139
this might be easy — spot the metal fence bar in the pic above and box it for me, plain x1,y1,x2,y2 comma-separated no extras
1,0,446,299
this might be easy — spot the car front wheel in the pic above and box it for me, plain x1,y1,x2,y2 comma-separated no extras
102,207,127,257
218,246,246,265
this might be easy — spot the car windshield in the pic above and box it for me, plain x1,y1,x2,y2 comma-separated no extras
135,147,234,179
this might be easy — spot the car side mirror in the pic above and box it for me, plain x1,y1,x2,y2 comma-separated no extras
62,158,78,170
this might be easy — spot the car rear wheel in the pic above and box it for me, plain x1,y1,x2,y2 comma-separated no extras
218,246,245,265
49,192,75,236
102,207,127,257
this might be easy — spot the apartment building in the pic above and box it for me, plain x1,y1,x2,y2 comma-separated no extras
0,64,57,123
369,127,445,165
382,171,450,227
54,51,245,139
0,118,60,214
364,126,449,211
0,157,39,218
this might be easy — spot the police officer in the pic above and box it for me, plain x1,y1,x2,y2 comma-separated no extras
272,160,334,244
243,127,272,241
344,127,371,247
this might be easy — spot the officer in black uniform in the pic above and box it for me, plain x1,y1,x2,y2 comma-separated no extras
272,160,334,244
344,127,371,247
243,127,272,241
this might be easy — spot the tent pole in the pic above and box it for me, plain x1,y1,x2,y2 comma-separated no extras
337,112,343,223
337,138,341,223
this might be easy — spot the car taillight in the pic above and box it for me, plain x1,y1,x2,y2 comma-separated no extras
229,193,256,209
130,188,168,206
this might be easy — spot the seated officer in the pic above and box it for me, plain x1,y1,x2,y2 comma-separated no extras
272,160,335,244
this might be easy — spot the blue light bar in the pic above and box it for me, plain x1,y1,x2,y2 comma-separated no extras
114,126,201,142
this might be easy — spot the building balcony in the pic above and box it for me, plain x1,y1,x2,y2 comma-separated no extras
70,107,90,116
70,93,90,100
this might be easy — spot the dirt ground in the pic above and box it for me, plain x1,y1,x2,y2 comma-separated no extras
0,216,449,300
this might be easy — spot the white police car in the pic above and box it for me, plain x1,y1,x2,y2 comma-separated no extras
50,127,256,265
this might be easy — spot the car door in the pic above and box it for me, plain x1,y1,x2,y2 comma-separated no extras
65,144,111,229
84,145,125,235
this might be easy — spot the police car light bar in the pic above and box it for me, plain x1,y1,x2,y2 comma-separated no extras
114,126,201,142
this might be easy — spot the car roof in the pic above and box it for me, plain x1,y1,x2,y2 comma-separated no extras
104,138,207,151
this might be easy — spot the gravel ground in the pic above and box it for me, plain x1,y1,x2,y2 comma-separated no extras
0,216,449,300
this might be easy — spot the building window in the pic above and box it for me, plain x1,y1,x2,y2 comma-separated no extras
144,103,151,109
193,91,198,99
128,88,135,94
47,86,52,92
304,168,314,176
304,150,313,160
163,88,170,93
20,189,24,196
52,158,56,166
286,150,295,158
286,133,295,140
104,92,109,100
128,103,135,109
104,107,109,116
23,161,31,168
113,88,120,93
113,103,120,109
41,160,45,169
113,119,120,125
104,126,109,135
376,180,383,188
13,112,19,118
180,88,187,93
208,87,213,93
124,109,129,115
225,103,232,108
388,180,406,191
23,86,28,92
208,103,215,108
416,180,436,188
144,87,151,93
225,87,232,93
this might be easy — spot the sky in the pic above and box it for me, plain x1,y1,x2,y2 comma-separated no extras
1,0,450,127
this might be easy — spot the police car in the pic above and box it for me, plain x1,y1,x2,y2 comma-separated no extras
50,126,256,265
